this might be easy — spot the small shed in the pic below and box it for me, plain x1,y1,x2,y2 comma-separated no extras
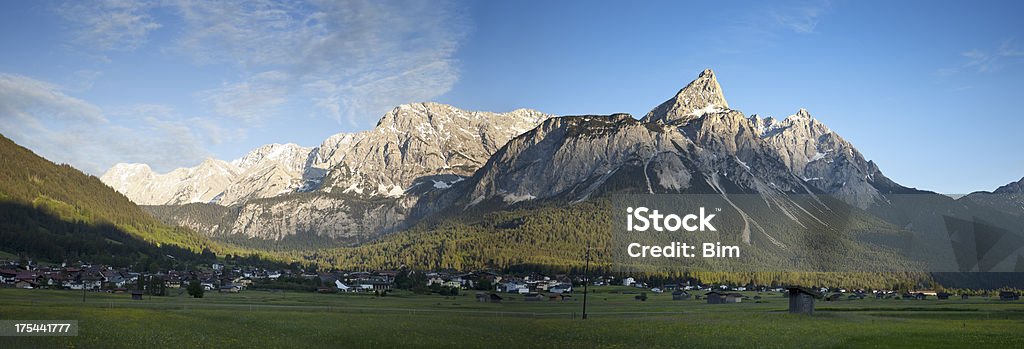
672,290,691,300
724,293,743,303
999,291,1020,301
705,291,724,304
937,292,951,300
826,293,842,301
131,290,144,300
787,286,821,315
524,293,543,301
961,294,970,300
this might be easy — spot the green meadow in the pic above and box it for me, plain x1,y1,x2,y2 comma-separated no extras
0,287,1021,348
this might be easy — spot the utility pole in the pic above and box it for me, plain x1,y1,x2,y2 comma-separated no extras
582,243,590,320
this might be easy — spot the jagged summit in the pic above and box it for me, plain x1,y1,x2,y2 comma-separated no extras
642,68,730,124
994,177,1024,194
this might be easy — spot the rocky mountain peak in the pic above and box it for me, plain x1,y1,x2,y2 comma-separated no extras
232,143,313,174
994,177,1024,194
642,68,730,124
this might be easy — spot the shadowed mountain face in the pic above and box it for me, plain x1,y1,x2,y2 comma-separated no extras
0,134,215,265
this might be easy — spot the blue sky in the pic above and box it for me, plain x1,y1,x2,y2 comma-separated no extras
0,0,1022,194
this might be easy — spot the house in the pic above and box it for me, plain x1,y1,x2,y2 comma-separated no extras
335,280,353,292
219,285,242,293
622,277,635,286
672,290,691,300
0,269,18,284
355,279,392,292
502,281,529,294
998,291,1020,301
549,284,572,294
787,287,821,315
14,280,37,289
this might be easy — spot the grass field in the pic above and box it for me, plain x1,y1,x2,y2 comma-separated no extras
0,286,1021,348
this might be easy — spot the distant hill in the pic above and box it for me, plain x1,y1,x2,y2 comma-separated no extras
0,133,216,266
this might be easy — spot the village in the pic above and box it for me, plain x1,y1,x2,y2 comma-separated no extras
1,257,1020,314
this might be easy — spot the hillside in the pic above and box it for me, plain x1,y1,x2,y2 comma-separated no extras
0,134,217,265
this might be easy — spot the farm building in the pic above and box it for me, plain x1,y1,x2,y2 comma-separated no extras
787,286,821,315
475,293,503,303
672,290,691,300
998,291,1020,301
705,291,742,304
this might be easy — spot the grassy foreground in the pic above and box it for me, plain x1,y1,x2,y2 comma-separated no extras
0,287,1021,348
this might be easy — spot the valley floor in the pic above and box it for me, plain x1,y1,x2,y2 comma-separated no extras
0,287,1022,348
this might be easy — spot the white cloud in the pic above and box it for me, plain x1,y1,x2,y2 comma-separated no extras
0,73,213,175
56,0,161,52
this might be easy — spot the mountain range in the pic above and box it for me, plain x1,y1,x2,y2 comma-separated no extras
107,69,936,244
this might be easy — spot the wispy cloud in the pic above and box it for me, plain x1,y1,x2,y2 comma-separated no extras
936,38,1024,78
0,73,214,174
713,0,834,55
771,0,833,34
55,0,161,52
199,70,290,124
171,0,467,127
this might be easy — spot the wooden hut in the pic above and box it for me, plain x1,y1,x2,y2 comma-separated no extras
131,290,144,301
705,291,725,304
524,293,544,301
671,290,691,300
786,286,821,315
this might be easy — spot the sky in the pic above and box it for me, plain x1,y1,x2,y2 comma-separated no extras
0,0,1022,194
